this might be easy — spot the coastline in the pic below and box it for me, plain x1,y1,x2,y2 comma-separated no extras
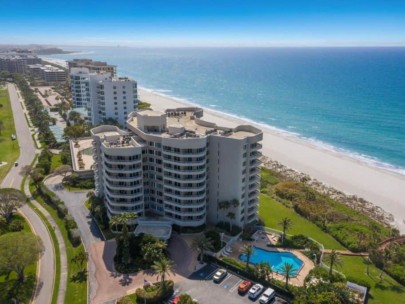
139,87,405,233
44,57,405,232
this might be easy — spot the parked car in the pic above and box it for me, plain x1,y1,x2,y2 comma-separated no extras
273,298,289,304
238,280,253,295
14,162,18,166
11,134,16,140
248,283,264,300
259,287,276,304
213,268,227,283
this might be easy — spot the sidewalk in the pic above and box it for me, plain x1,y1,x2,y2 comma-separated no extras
24,179,68,304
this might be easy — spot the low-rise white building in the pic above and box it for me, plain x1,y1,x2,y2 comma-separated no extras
91,107,262,229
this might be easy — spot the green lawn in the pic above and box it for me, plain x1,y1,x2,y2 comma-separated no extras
0,88,20,184
51,154,62,172
259,194,345,250
324,255,405,304
30,182,87,304
0,215,37,303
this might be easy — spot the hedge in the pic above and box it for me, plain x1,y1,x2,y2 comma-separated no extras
135,280,174,304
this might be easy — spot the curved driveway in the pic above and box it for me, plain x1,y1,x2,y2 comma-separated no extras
1,84,55,304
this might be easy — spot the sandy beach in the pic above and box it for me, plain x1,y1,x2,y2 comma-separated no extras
139,88,405,233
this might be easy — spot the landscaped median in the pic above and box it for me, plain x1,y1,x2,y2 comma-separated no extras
28,180,87,304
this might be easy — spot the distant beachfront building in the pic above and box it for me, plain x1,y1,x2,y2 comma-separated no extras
67,58,116,76
0,53,41,73
70,67,138,127
90,107,262,229
28,64,66,82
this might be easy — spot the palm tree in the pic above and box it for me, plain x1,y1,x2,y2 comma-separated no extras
226,212,236,232
280,262,294,288
328,249,343,277
240,245,254,268
191,235,213,263
152,258,175,288
278,217,292,244
218,200,230,225
109,212,138,265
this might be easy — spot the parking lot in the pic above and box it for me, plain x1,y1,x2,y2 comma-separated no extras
174,264,288,304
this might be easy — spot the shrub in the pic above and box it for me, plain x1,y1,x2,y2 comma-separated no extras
135,280,174,304
64,214,78,229
345,276,371,289
68,228,81,247
56,204,68,219
204,230,222,251
9,219,24,232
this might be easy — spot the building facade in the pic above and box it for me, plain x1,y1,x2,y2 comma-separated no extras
0,53,41,73
70,68,138,127
91,107,262,229
28,64,66,82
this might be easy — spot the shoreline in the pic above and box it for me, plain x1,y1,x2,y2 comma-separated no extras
44,57,405,232
138,87,405,233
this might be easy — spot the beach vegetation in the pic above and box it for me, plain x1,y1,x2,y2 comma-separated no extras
138,100,151,110
260,168,390,252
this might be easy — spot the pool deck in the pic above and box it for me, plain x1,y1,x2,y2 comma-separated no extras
227,231,314,287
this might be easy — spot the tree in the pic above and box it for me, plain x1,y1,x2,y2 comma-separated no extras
255,262,273,281
178,294,197,304
64,124,86,143
141,240,167,265
278,217,292,244
0,188,26,224
20,165,44,188
110,212,138,265
53,164,72,177
280,262,294,288
226,212,236,232
152,258,175,287
71,250,88,269
191,235,214,264
328,250,343,278
0,232,44,282
218,200,230,225
240,244,254,268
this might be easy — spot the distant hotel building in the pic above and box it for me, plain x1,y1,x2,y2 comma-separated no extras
91,107,262,229
0,53,41,73
68,59,116,76
70,67,138,127
28,64,66,82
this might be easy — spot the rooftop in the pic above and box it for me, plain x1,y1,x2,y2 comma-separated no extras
128,107,261,139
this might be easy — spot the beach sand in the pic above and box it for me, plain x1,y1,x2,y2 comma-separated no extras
139,88,405,233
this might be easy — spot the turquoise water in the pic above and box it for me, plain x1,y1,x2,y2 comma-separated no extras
46,47,405,174
239,247,303,276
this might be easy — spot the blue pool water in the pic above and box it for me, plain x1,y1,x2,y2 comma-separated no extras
239,247,303,276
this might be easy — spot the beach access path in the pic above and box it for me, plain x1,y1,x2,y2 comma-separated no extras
139,88,405,233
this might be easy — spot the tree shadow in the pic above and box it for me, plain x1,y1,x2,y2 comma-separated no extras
119,274,133,286
71,270,88,283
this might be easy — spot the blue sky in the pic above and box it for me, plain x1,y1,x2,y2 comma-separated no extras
1,0,405,47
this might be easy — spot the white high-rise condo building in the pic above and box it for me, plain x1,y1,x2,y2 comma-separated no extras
91,107,262,229
70,68,138,127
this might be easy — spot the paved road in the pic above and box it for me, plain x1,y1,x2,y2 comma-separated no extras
44,175,104,303
1,84,55,304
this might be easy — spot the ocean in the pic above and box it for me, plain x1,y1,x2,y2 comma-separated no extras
47,47,405,175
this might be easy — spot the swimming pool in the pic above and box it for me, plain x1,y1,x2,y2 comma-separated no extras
239,247,303,276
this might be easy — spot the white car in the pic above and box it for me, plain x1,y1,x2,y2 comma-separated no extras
248,283,264,300
259,287,276,304
213,268,227,283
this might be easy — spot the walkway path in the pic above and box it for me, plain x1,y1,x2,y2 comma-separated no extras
44,174,104,303
24,179,68,304
322,249,369,256
1,83,54,304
